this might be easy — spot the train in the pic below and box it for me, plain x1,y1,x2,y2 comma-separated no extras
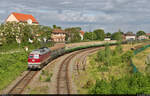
28,43,65,70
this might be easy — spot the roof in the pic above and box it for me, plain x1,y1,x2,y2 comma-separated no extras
146,33,150,36
80,30,84,36
30,47,50,55
52,29,66,34
124,34,136,36
12,12,38,24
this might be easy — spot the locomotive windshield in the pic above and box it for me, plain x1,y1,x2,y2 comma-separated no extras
29,55,33,58
34,54,39,59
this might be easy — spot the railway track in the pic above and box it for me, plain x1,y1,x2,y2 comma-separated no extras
8,71,38,94
76,47,103,74
7,46,107,94
56,47,103,94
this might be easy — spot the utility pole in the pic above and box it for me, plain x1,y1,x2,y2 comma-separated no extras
88,23,93,41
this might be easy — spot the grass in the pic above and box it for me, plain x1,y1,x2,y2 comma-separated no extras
30,86,49,94
73,43,142,94
0,51,29,90
39,70,53,82
0,42,53,91
132,47,150,74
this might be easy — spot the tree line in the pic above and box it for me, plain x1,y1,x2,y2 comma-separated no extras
84,29,147,41
0,22,148,46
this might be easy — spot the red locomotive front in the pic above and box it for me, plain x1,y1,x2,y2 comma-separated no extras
28,47,51,69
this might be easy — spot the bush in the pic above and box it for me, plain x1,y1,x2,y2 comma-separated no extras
121,50,134,63
89,73,150,94
98,65,109,72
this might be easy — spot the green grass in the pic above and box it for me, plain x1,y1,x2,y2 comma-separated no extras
30,86,49,94
0,51,29,90
0,42,53,90
39,70,53,82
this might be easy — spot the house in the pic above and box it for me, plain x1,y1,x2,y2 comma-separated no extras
122,34,126,41
51,29,66,42
138,35,148,40
5,12,39,24
146,33,150,39
124,34,136,41
80,30,84,40
104,37,111,41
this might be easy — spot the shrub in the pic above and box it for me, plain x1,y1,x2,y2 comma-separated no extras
98,65,109,72
121,50,134,63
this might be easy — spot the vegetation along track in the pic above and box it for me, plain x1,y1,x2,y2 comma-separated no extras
56,47,104,94
8,71,39,94
76,48,102,73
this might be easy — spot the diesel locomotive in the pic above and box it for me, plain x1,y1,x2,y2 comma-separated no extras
28,43,65,70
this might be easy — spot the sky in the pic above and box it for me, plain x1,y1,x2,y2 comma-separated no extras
0,0,150,33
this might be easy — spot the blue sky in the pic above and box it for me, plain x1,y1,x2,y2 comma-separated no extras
0,0,150,33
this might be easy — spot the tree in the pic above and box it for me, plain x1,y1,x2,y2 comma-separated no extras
52,25,57,29
113,42,123,55
111,32,122,41
121,50,134,63
0,22,52,45
65,27,81,42
136,30,146,37
93,29,105,41
106,32,111,37
118,29,124,35
84,32,97,40
52,25,61,29
126,31,134,35
89,79,112,94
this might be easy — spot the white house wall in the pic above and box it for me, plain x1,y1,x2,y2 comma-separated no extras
125,36,136,40
6,14,19,22
80,33,83,40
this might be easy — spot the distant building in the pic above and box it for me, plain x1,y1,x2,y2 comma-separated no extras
5,12,39,24
51,29,66,42
122,34,126,41
80,30,84,40
138,35,148,40
104,37,111,41
146,33,150,39
124,34,136,40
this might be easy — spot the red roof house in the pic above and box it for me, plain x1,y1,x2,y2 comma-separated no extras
5,12,39,24
80,30,85,36
80,30,85,40
146,33,150,36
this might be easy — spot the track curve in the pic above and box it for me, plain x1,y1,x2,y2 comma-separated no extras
56,47,103,94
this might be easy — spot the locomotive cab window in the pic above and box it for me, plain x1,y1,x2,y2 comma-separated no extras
29,55,33,58
34,54,39,59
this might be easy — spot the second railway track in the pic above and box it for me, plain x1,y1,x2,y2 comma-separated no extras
56,47,103,94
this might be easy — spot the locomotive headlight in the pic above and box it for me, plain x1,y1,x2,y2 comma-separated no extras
32,59,35,62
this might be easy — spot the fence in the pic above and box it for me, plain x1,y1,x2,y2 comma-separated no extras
131,44,150,73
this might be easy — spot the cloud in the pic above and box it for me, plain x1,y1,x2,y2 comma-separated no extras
0,0,150,33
